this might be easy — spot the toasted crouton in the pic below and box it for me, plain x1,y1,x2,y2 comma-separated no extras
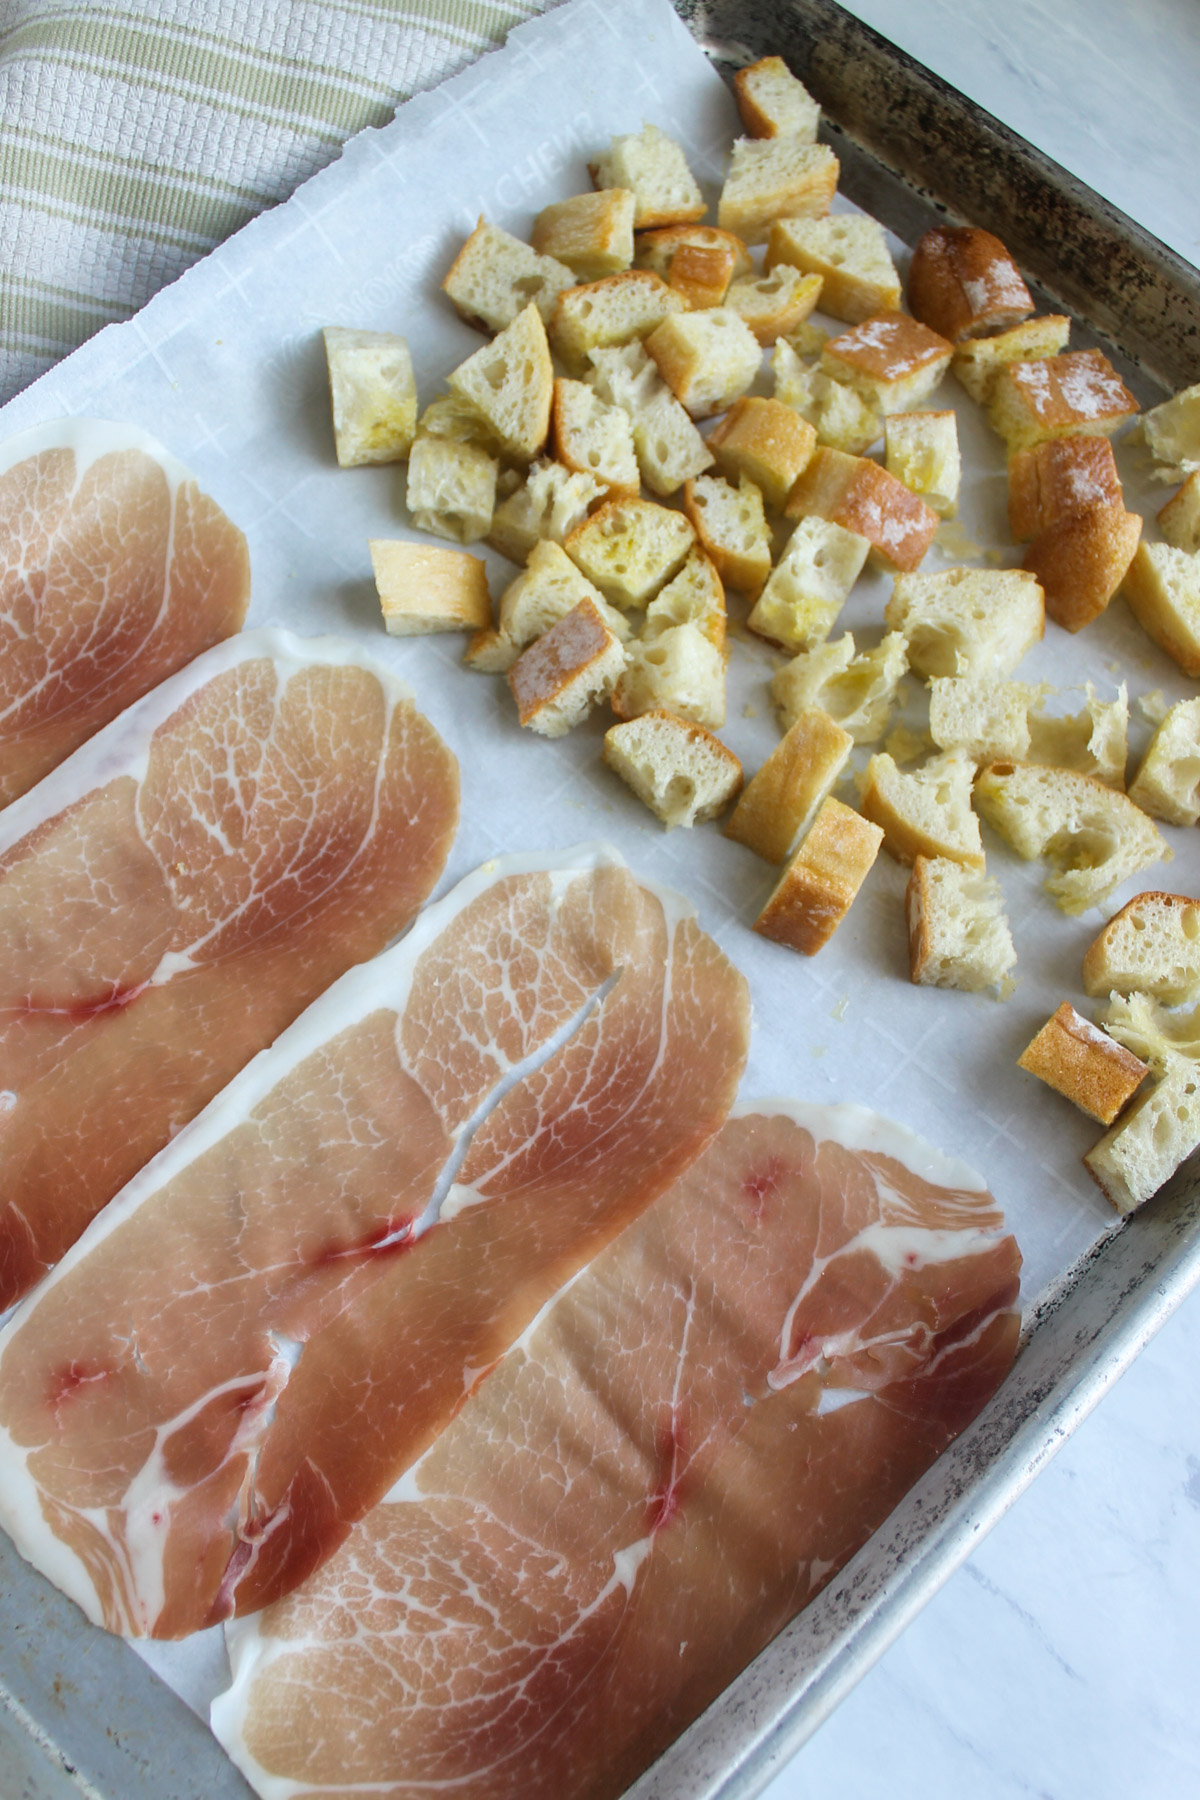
1159,473,1200,553
603,711,743,827
772,343,881,454
821,311,954,416
441,219,576,333
987,350,1139,455
885,567,1045,677
1019,1003,1148,1124
324,327,417,467
644,307,763,419
1023,504,1142,632
634,224,752,293
771,631,908,744
973,762,1168,915
507,597,625,736
370,540,491,636
564,494,695,609
786,446,939,572
406,434,497,543
1082,892,1200,1003
1007,437,1124,541
585,342,713,496
766,213,901,323
747,515,869,651
906,856,1016,995
733,55,821,142
1121,540,1200,676
706,397,817,511
1140,382,1200,481
723,267,823,344
589,124,706,229
551,378,640,496
550,271,686,376
725,708,853,863
951,314,1072,405
1129,697,1200,826
531,190,636,281
682,472,773,595
859,747,984,868
1084,1051,1200,1215
754,798,883,954
906,226,1034,344
446,302,553,461
486,457,604,564
717,138,839,244
884,411,961,516
467,539,629,673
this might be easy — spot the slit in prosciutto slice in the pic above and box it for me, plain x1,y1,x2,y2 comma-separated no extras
0,848,750,1639
0,420,251,805
210,1103,1021,1800
0,628,458,1307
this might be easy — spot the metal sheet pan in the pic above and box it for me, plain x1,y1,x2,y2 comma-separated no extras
3,3,1200,1795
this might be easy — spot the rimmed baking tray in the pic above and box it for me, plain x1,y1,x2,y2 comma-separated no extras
3,2,1200,1795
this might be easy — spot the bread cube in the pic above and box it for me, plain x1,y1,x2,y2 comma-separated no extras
507,597,625,737
1085,1052,1200,1215
859,747,984,869
1007,437,1123,541
771,630,908,744
564,494,695,609
682,472,773,596
641,546,726,648
644,307,763,419
531,190,635,281
747,515,869,651
324,327,417,466
1023,503,1142,632
988,349,1138,455
551,378,639,496
486,457,604,564
634,225,752,298
821,311,954,416
585,342,712,495
725,708,853,863
415,393,500,452
612,622,726,729
707,396,817,511
603,711,743,828
928,677,1037,764
1082,892,1200,1004
906,856,1016,995
1019,1003,1148,1125
951,314,1072,405
786,447,938,572
754,797,883,954
370,540,491,636
733,55,821,141
717,138,839,245
550,270,686,376
1121,540,1200,677
589,124,705,230
1140,382,1200,480
467,538,630,673
906,225,1033,344
884,410,961,516
885,566,1044,677
1026,683,1128,787
723,266,823,344
766,213,901,323
1159,472,1200,553
447,303,553,461
773,343,881,454
406,434,497,543
441,219,576,333
973,762,1167,915
1129,697,1200,826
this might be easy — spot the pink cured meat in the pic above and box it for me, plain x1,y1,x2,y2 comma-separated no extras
211,1104,1022,1800
0,628,458,1307
0,420,251,805
0,849,750,1639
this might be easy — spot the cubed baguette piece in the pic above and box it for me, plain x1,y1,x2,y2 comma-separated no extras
644,308,763,418
551,378,640,496
725,708,854,863
718,138,839,245
1018,1003,1148,1125
1140,382,1200,480
906,856,1016,995
1007,437,1123,541
951,314,1072,404
707,396,817,511
589,124,705,230
682,472,773,595
1082,891,1200,1003
1159,473,1200,553
747,515,869,651
1129,697,1200,826
885,566,1044,677
1023,503,1142,632
324,327,417,466
973,762,1168,915
1084,1052,1200,1214
1121,541,1200,676
723,267,823,344
603,710,742,828
771,630,908,743
564,494,695,609
466,539,629,673
442,219,576,332
821,311,954,416
884,411,960,516
416,393,500,452
773,344,881,455
611,550,726,727
786,446,938,572
550,271,686,376
754,797,883,954
859,747,984,868
766,213,901,323
733,55,821,141
406,434,497,542
640,545,726,648
988,350,1138,455
634,225,752,289
507,597,625,737
370,540,490,636
531,190,636,281
906,226,1034,343
446,302,553,461
928,677,1038,764
585,341,713,495
486,457,604,564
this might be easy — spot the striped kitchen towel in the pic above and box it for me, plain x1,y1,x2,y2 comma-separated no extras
0,0,554,405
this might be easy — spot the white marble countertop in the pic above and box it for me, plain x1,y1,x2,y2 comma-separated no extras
764,5,1200,1795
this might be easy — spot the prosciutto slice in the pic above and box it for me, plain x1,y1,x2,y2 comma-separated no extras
0,849,749,1639
0,421,250,805
211,1104,1021,1800
0,628,458,1307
